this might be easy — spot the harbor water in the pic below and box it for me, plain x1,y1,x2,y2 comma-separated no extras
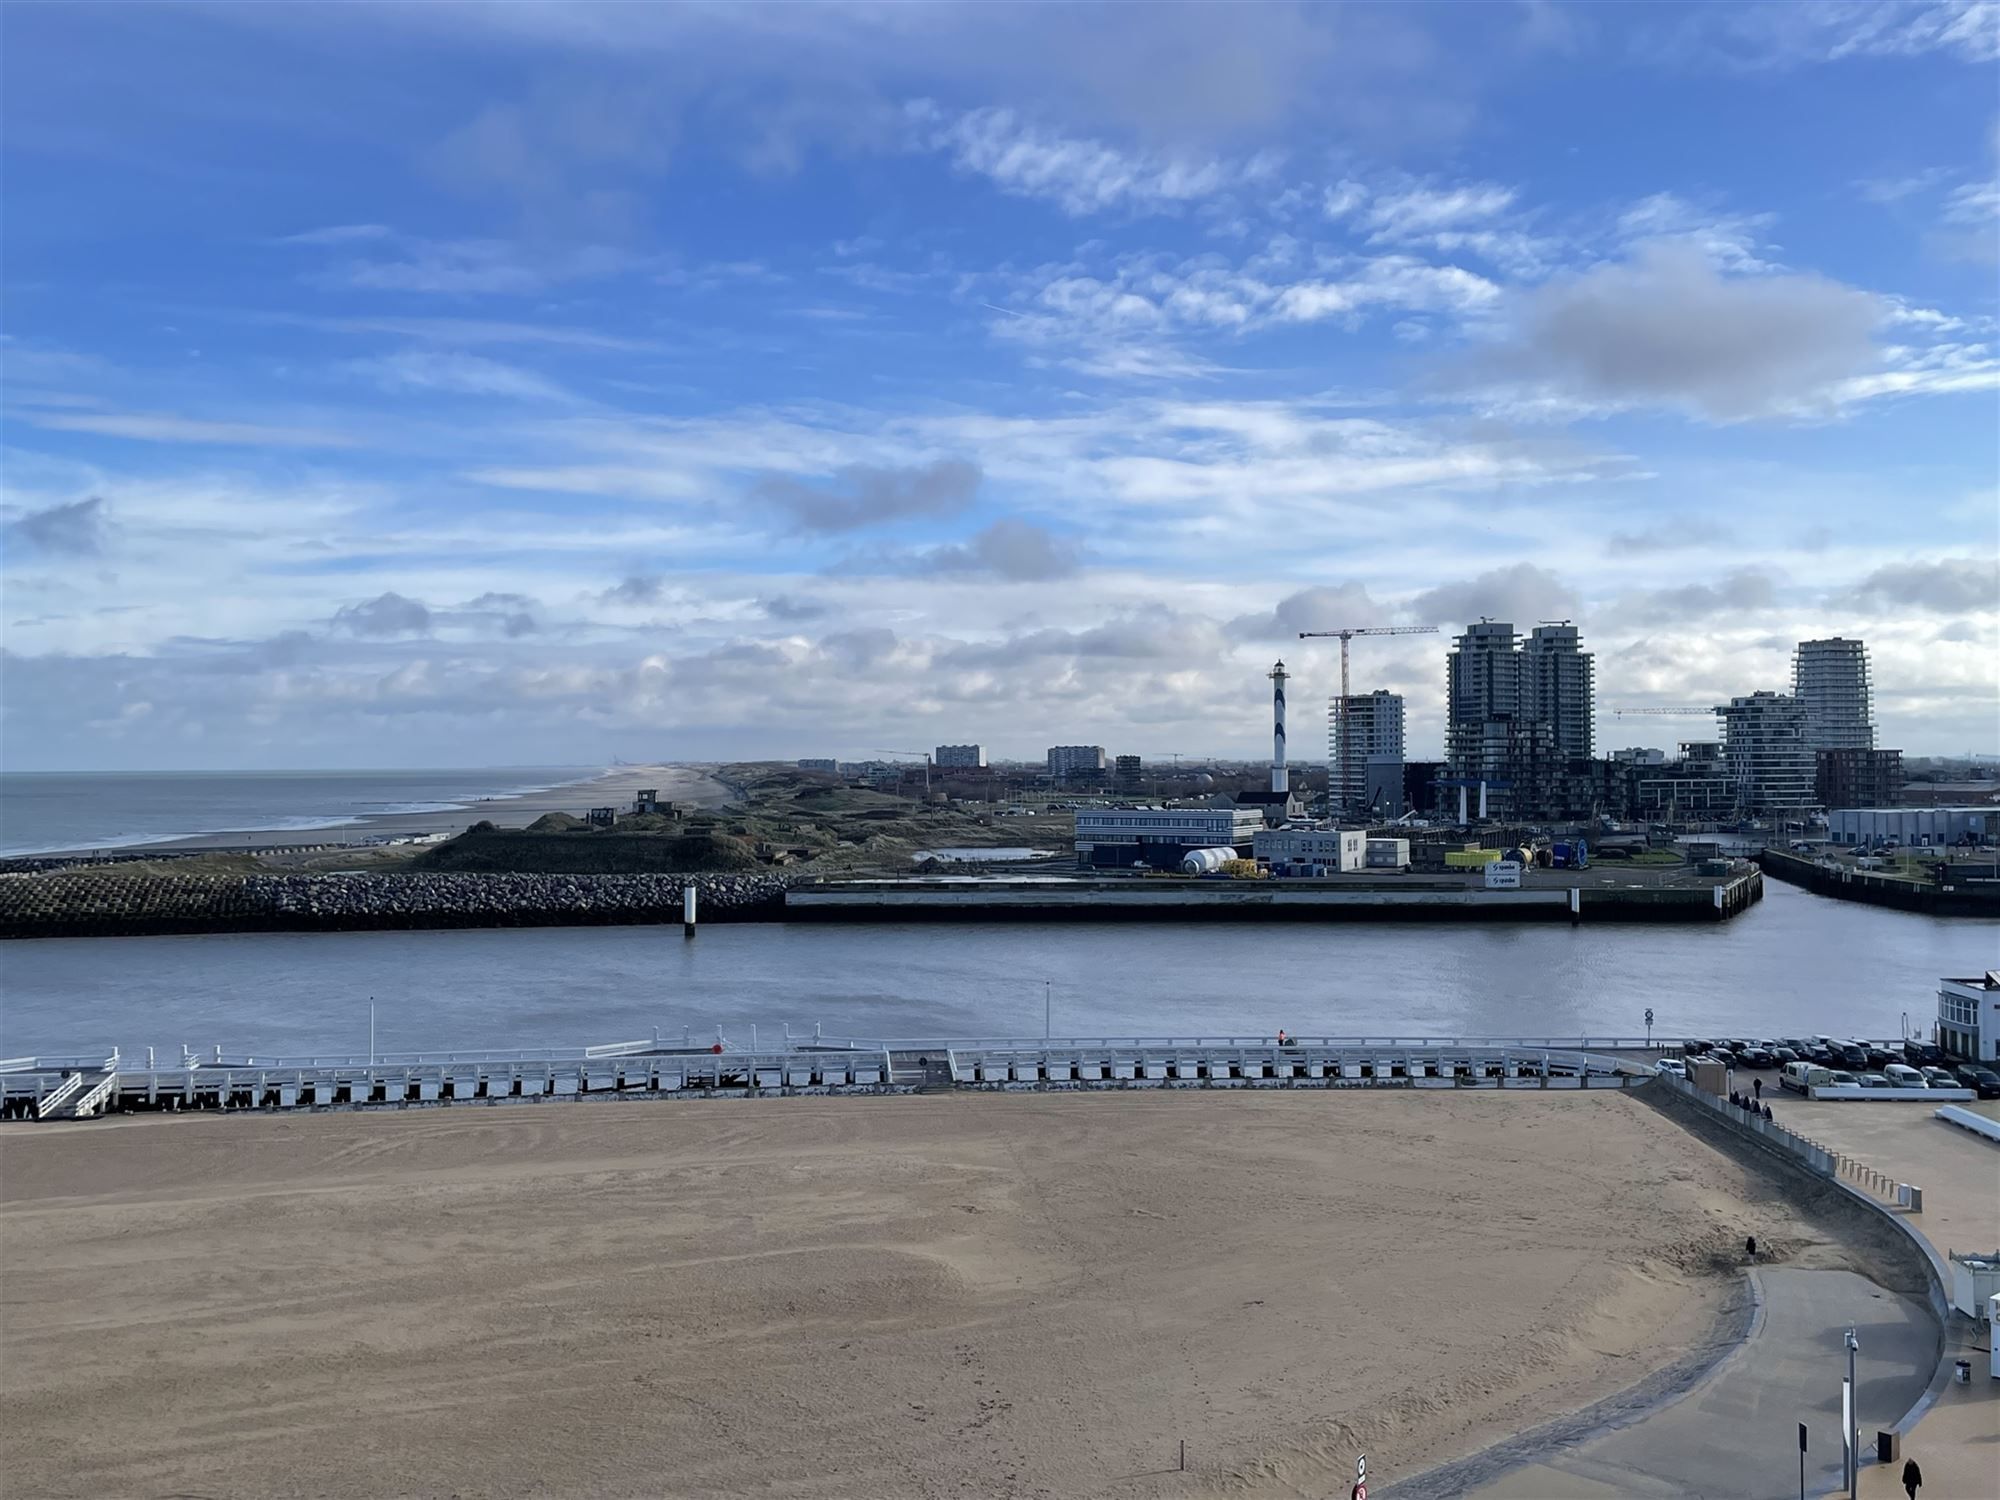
2,880,1992,1059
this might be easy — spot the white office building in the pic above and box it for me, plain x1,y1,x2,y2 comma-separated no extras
1253,826,1368,873
1938,972,2000,1062
1793,638,1875,752
1074,806,1265,870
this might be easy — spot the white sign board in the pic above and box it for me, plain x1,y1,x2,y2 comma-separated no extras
1483,861,1521,889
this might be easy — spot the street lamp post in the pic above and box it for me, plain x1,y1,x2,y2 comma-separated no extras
1044,980,1052,1042
1844,1326,1860,1498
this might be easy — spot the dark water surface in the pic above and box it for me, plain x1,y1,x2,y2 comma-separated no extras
3,881,1994,1058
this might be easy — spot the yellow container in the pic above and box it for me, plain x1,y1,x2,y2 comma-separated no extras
1444,849,1502,868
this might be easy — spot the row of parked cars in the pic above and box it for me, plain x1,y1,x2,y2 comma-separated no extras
1675,1035,2000,1097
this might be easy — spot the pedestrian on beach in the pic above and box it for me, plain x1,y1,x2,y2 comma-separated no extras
1745,1235,1757,1261
1902,1456,1922,1498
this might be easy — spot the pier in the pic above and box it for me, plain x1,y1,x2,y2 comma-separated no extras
786,869,1763,922
1,1033,1663,1121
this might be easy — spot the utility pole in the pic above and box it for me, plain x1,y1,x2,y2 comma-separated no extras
1044,980,1052,1041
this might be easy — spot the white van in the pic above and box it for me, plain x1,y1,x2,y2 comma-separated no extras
1882,1064,1927,1088
1780,1061,1831,1094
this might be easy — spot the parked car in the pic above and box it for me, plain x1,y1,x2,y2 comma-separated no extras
1825,1070,1859,1087
1781,1062,1832,1093
1771,1046,1800,1066
1682,1038,1713,1056
1737,1047,1776,1068
1805,1046,1836,1066
1920,1067,1959,1088
1952,1066,2000,1099
1655,1058,1688,1078
1836,1048,1870,1071
1863,1044,1896,1069
1857,1073,1894,1089
1882,1064,1927,1088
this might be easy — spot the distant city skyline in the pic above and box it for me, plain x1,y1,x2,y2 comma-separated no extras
2,3,1995,770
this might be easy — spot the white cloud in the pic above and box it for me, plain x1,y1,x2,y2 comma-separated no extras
909,102,1249,216
1362,182,1517,240
346,350,575,403
22,411,356,448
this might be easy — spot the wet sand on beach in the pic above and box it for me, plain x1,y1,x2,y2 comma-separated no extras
0,1090,1870,1498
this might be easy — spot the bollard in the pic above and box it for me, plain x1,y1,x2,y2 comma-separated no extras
683,884,697,939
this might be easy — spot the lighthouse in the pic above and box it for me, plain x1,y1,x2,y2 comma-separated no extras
1269,660,1289,796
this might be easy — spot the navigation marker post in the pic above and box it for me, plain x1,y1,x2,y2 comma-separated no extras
1351,1451,1366,1500
1798,1420,1807,1500
1644,1007,1654,1047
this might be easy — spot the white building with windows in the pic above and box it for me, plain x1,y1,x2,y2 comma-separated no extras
934,744,987,769
1938,972,2000,1062
1073,806,1264,870
1252,825,1368,873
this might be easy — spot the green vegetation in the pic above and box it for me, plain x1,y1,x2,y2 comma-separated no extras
409,764,1068,876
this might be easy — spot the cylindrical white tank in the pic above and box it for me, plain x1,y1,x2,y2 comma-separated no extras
1181,847,1234,875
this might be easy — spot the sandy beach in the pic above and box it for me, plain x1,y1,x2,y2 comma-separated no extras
45,764,734,856
0,1090,1885,1498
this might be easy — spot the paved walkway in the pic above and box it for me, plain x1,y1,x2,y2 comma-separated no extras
1762,1096,2000,1500
1446,1269,1934,1500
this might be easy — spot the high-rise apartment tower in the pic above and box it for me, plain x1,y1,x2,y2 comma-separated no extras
1792,638,1874,752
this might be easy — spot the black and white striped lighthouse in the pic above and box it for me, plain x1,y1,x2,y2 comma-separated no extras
1269,659,1289,796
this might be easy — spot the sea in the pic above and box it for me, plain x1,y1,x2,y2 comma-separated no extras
0,768,597,858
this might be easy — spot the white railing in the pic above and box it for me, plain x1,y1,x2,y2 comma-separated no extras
33,1073,86,1118
71,1073,118,1118
818,1034,1669,1053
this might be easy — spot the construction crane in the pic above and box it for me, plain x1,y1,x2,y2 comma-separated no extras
1610,707,1717,717
1148,752,1190,770
1297,625,1440,814
873,749,933,792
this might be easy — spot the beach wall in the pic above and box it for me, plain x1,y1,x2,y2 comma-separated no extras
0,871,788,940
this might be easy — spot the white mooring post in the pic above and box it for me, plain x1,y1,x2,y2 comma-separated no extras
683,883,698,938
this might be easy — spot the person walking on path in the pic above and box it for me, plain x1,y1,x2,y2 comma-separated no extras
1902,1456,1922,1498
1753,1076,1763,1100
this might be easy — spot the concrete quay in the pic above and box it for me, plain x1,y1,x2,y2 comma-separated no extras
786,869,1763,922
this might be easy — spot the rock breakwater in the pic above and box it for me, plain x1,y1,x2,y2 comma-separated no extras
0,871,790,940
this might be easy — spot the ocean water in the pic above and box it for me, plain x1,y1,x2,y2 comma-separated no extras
0,768,596,858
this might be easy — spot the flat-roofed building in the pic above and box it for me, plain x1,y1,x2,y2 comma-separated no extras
1073,806,1265,870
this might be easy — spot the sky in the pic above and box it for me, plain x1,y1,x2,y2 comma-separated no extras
2,0,1997,772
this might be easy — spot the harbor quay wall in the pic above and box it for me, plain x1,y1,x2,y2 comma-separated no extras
1,867,1761,938
0,871,789,940
786,871,1761,924
1757,846,2000,917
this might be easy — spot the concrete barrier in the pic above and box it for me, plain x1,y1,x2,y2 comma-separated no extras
1809,1086,1977,1102
1934,1104,2000,1144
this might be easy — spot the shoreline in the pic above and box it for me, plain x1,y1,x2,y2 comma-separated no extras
6,764,731,861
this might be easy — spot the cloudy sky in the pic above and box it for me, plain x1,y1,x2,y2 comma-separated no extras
3,1,1997,771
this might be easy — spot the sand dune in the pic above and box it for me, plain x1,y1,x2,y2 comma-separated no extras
0,1091,1866,1498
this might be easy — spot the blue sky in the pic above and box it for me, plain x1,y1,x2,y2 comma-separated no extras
3,1,1996,770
